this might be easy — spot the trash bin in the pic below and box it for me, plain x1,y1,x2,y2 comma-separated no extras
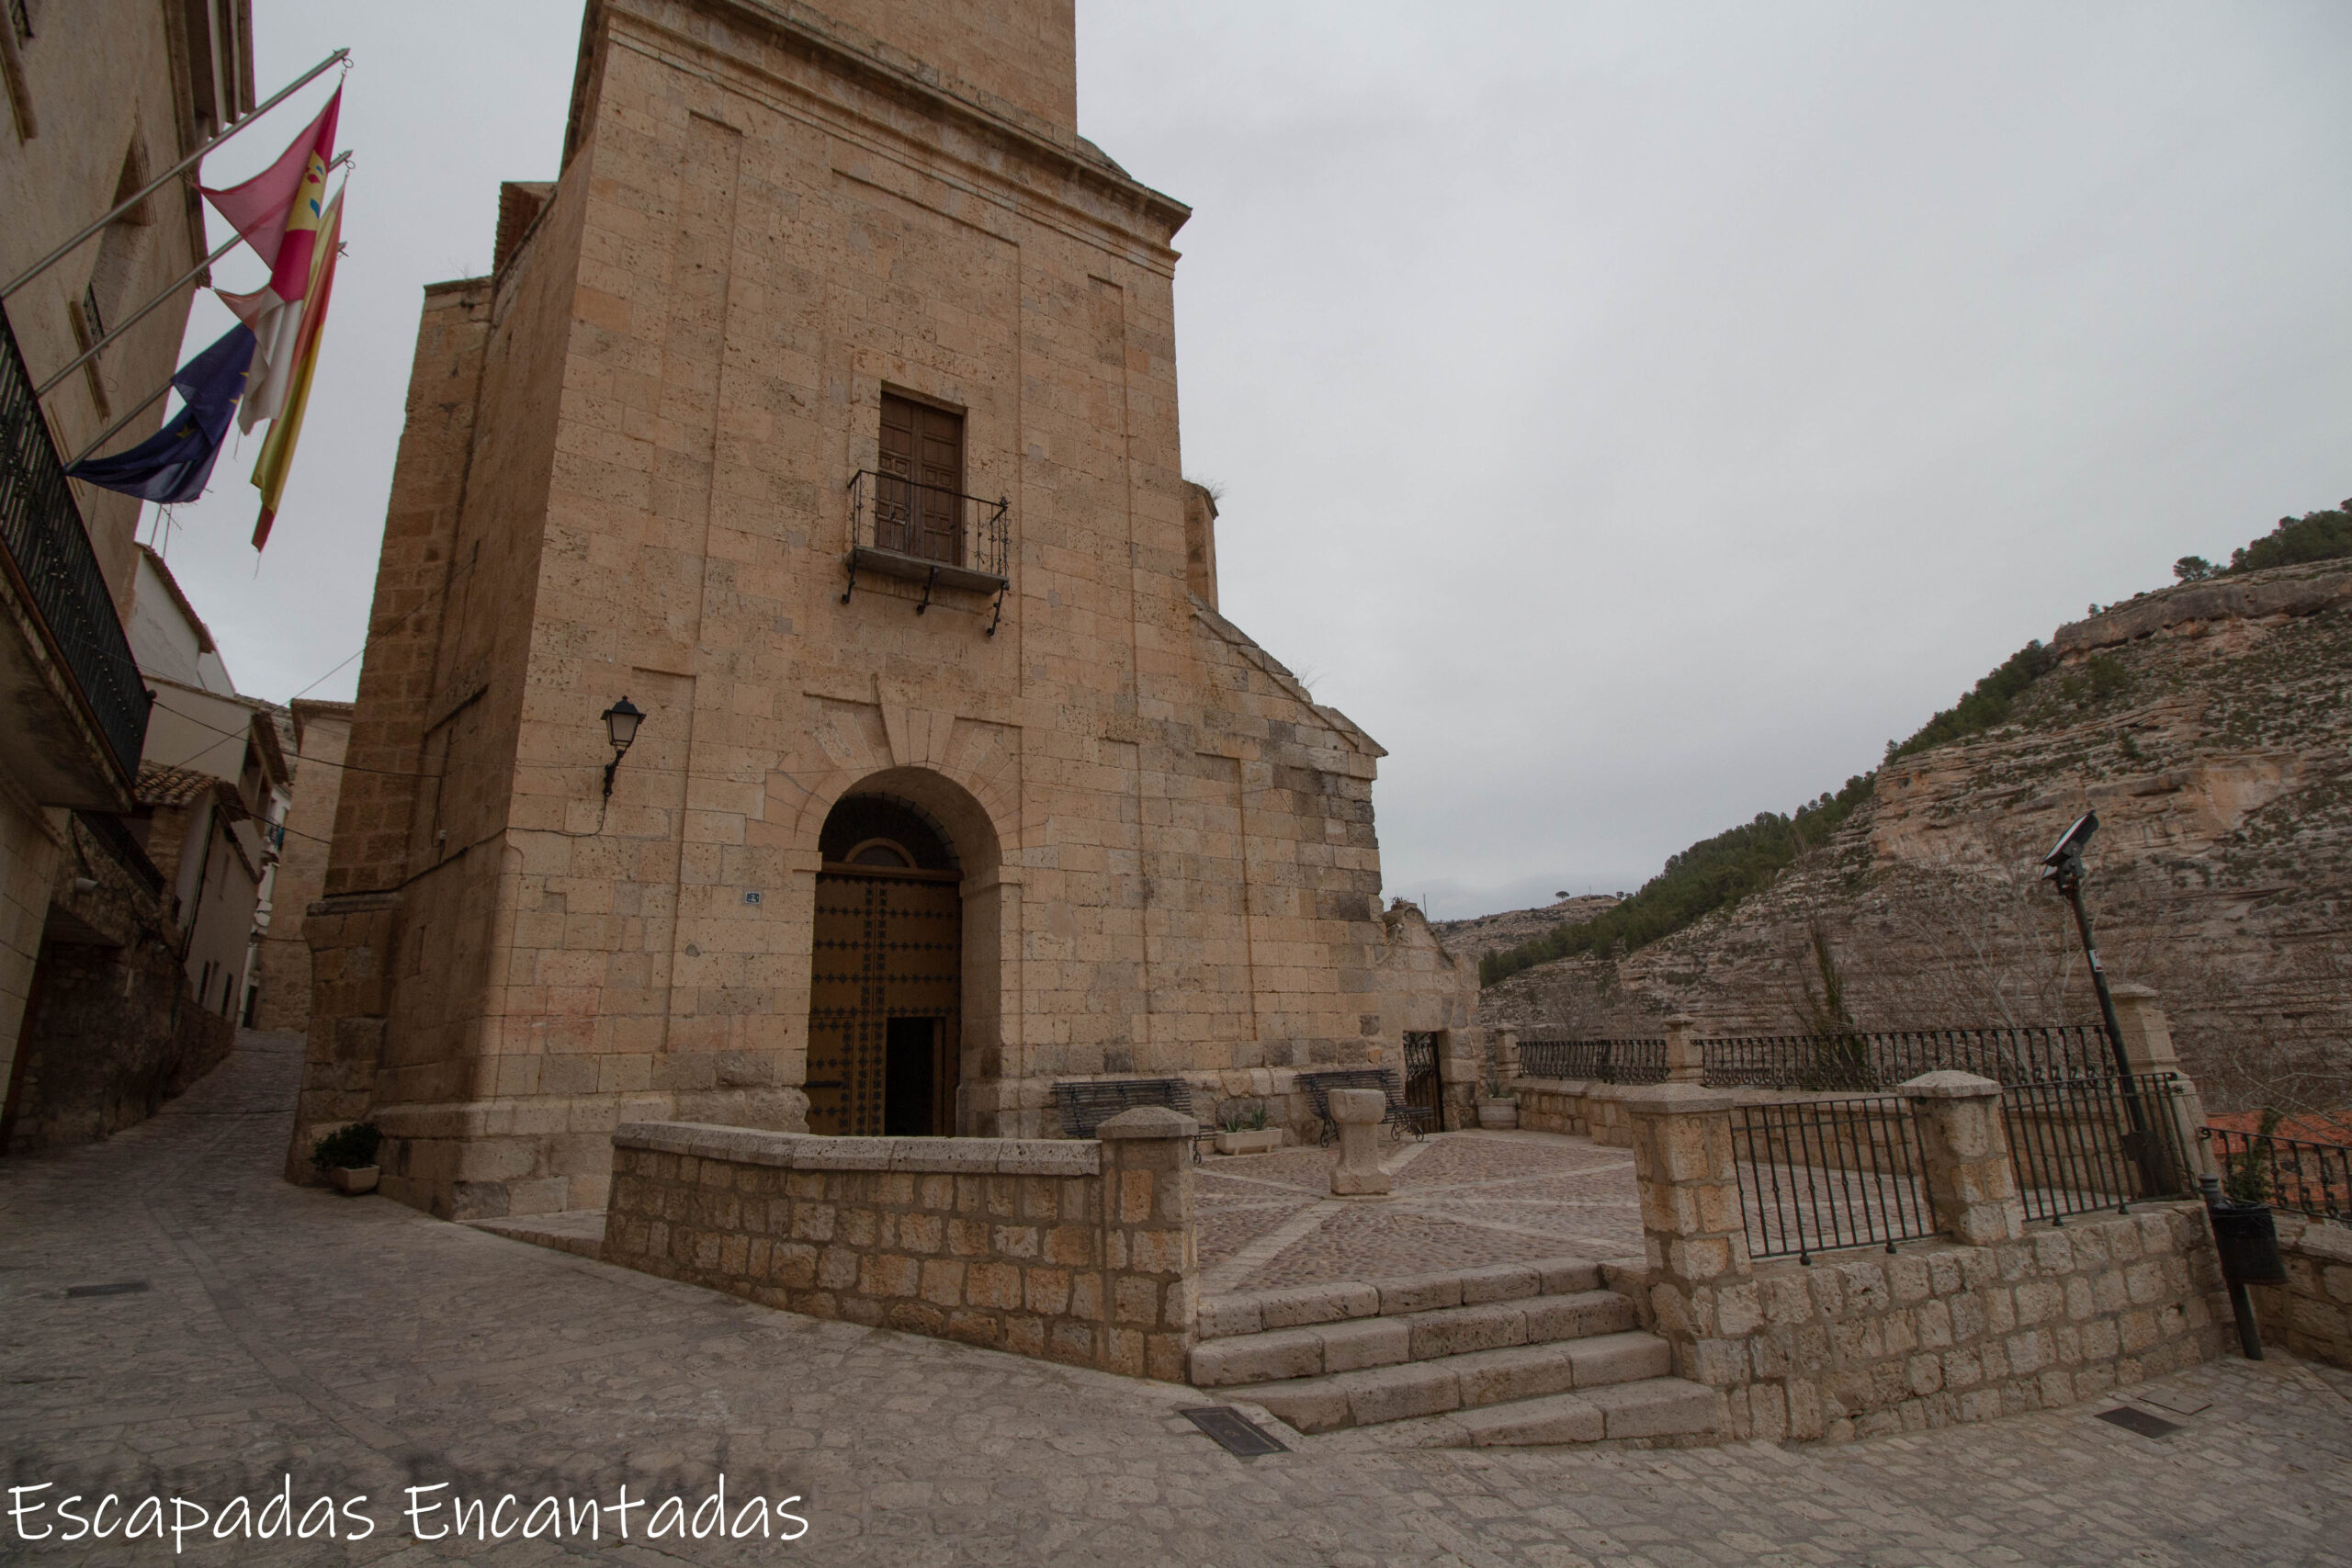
2206,1201,2287,1285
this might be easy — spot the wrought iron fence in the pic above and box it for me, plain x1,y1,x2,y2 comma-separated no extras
1732,1095,1938,1261
2002,1072,2195,1224
846,468,1009,581
1519,1026,2110,1092
1517,1037,1666,1083
2201,1124,2352,1223
0,308,150,780
1706,1026,2112,1090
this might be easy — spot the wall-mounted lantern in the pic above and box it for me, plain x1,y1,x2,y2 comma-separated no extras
601,696,644,798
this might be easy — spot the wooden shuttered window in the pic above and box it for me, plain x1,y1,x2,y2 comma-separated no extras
876,393,965,565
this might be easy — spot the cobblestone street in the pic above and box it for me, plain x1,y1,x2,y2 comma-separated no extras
1,1034,2346,1566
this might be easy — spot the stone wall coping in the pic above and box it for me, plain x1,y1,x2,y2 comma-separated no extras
1095,1105,1197,1140
1896,1070,2003,1100
612,1121,1102,1176
1619,1083,1740,1113
2283,1217,2352,1266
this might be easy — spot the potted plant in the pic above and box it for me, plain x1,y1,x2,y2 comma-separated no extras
1215,1100,1282,1156
311,1121,384,1195
2207,1109,2288,1287
1477,1073,1519,1130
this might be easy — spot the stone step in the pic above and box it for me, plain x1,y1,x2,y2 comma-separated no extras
1224,1329,1672,1434
1197,1256,1609,1341
466,1212,608,1259
1191,1288,1637,1388
1354,1380,1727,1449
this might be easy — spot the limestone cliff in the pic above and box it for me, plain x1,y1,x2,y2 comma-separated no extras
1472,558,2352,1112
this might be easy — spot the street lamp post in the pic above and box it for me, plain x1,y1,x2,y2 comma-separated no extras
2041,811,2163,1197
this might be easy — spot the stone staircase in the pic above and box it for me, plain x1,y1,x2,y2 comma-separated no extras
1192,1258,1723,1448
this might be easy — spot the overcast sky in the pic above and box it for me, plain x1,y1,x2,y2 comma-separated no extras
149,2,2352,920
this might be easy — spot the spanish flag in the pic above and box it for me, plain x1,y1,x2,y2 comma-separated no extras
248,190,342,552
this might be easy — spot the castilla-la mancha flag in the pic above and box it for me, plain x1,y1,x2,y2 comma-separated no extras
248,190,344,552
198,86,340,434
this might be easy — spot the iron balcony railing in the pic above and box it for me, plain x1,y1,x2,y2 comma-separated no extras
845,468,1008,581
2201,1123,2352,1223
0,307,151,781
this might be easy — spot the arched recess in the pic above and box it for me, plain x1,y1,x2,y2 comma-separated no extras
802,767,1007,1136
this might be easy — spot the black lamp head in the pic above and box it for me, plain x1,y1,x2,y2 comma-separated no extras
602,696,645,754
2041,810,2098,886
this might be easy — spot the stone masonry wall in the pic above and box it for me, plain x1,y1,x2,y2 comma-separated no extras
300,0,1477,1219
602,1106,1196,1380
254,703,350,1032
1692,1207,2227,1442
1620,1076,2231,1445
1517,1079,1636,1146
2252,1214,2352,1371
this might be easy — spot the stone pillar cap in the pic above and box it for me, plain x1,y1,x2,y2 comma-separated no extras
2108,982,2159,1000
1329,1088,1385,1122
1095,1105,1198,1139
1897,1069,2002,1099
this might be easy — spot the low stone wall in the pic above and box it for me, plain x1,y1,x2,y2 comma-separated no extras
1516,1078,1637,1145
2251,1215,2352,1370
602,1109,1196,1381
1676,1207,2226,1441
1621,1076,2231,1444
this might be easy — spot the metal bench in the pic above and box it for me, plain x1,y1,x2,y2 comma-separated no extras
1050,1077,1215,1163
1296,1067,1432,1146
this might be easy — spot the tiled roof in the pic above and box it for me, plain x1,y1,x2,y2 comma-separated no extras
134,762,220,808
2207,1109,2352,1145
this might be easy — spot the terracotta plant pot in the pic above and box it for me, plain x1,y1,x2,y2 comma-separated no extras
1477,1099,1520,1130
1214,1128,1283,1156
327,1164,379,1195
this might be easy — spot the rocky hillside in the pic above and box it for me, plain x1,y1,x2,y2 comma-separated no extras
1432,896,1618,963
1479,558,2352,1113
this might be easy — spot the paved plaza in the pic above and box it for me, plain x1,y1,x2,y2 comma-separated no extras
1196,1132,1643,1295
0,1033,2346,1566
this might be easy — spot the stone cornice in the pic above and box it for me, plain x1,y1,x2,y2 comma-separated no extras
565,0,1190,247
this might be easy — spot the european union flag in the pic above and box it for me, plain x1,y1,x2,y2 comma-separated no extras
64,323,256,504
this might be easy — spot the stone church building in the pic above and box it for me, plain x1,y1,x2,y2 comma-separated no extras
295,0,1477,1218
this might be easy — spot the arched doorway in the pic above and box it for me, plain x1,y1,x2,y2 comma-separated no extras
806,794,962,1136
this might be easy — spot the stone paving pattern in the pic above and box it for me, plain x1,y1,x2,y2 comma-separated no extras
0,1034,2346,1565
1197,1132,1644,1294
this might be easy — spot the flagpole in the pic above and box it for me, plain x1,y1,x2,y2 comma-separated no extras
30,152,350,402
31,234,240,400
0,47,349,302
64,378,177,468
